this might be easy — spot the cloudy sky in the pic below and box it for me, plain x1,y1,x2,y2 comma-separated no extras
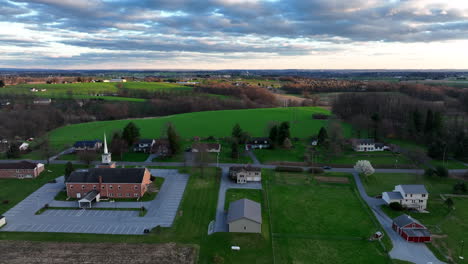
1,0,468,69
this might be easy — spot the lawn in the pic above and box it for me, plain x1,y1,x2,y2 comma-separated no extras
360,173,460,197
253,140,308,164
224,189,262,210
430,159,467,170
0,164,85,215
265,170,391,263
47,107,338,150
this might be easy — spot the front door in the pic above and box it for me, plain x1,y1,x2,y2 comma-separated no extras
76,193,81,199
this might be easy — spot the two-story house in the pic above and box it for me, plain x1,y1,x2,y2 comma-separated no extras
229,166,261,184
382,184,429,211
245,137,271,150
133,139,155,153
351,138,389,152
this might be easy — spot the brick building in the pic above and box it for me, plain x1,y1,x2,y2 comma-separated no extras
66,168,152,199
0,161,44,179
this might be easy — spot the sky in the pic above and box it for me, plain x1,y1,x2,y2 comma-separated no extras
0,0,468,70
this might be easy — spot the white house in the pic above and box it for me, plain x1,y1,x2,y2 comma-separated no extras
382,185,429,211
0,215,5,228
351,138,390,152
109,79,127,83
19,142,29,151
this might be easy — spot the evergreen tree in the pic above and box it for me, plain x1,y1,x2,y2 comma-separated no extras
122,122,140,147
427,139,446,159
231,141,239,159
167,123,181,155
231,123,243,140
269,125,278,146
412,110,423,134
317,127,328,146
424,109,433,135
454,131,467,159
282,138,293,149
278,121,290,145
6,143,20,159
433,112,443,137
371,113,381,140
64,162,74,181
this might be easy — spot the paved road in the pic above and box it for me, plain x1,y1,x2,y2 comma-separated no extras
352,172,444,264
1,169,189,235
213,166,262,232
49,147,75,161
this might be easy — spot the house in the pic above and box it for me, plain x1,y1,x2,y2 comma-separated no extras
0,215,5,228
73,140,102,151
0,161,44,179
65,167,152,201
33,98,52,105
351,138,390,152
245,137,271,150
382,185,428,211
19,142,29,151
151,139,172,157
191,143,221,153
133,139,155,153
229,166,261,184
227,199,262,233
109,79,127,83
392,214,431,243
311,137,318,146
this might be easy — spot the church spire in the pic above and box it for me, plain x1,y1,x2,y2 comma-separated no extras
103,133,108,154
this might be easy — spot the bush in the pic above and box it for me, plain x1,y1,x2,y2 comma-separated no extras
309,167,324,174
275,166,303,172
150,175,156,181
453,182,467,194
435,166,448,178
424,168,435,177
212,255,224,264
2,200,9,204
389,202,404,211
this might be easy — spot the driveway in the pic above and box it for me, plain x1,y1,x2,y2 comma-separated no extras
1,169,189,235
352,172,444,264
246,150,261,165
213,166,262,233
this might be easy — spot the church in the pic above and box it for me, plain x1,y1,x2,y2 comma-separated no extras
65,134,152,207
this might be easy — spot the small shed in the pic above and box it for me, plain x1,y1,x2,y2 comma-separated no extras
78,190,100,208
227,199,262,233
0,215,6,227
392,214,431,243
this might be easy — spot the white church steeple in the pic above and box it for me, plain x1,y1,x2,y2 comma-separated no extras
102,133,112,164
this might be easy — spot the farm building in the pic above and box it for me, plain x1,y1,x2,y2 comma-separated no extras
382,185,428,211
73,140,102,151
133,139,155,153
0,161,44,179
191,143,221,153
151,139,172,157
351,138,389,152
227,199,262,233
229,166,261,184
245,137,271,150
392,214,431,243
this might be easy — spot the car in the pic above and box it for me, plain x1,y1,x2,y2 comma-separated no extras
322,166,331,170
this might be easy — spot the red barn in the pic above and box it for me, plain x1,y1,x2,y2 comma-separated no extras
392,214,431,243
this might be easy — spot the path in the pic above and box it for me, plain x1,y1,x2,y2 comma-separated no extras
352,172,444,264
246,150,261,165
213,166,262,232
49,147,74,161
1,169,189,235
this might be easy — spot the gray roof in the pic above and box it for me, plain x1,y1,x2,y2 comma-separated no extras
227,199,262,224
67,168,147,184
80,190,99,202
0,161,39,170
405,229,431,237
136,139,154,144
229,166,261,173
384,191,403,200
393,214,424,228
398,185,428,194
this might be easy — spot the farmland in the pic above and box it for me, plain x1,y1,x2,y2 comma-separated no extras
47,107,339,150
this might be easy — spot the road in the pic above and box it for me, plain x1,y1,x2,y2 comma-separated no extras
352,172,444,264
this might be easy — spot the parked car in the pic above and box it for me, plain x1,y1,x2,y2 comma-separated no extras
322,166,332,170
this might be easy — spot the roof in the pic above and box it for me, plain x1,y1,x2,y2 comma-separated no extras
67,168,147,184
405,229,431,237
154,139,170,146
74,140,102,148
247,137,271,144
393,214,424,228
80,190,99,202
384,191,403,200
397,185,428,194
229,166,261,173
136,139,154,144
0,161,40,170
227,199,262,224
353,138,375,144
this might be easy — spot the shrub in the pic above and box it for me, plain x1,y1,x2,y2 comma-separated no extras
389,202,404,211
2,200,9,204
435,166,448,178
424,168,435,177
275,166,303,172
212,255,224,264
453,182,467,194
309,167,324,174
150,175,156,181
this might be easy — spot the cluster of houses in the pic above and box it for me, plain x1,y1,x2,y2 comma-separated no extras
29,88,47,92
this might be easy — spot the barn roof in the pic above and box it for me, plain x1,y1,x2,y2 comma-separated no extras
67,168,147,184
393,214,425,229
227,199,262,224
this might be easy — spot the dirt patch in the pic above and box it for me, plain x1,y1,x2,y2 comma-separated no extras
315,176,349,184
0,241,196,264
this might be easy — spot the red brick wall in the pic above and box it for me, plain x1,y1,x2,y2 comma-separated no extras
0,168,40,179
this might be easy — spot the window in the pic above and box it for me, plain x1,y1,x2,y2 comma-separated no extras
134,186,138,190
109,185,113,189
410,194,413,197
134,193,138,197
118,185,121,190
81,185,85,190
70,185,73,189
118,193,122,197
126,193,130,197
422,194,426,197
102,186,105,189
93,185,97,190
109,193,113,197
244,226,246,230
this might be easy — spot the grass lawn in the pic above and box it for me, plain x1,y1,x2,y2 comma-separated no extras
224,189,262,210
430,159,467,170
323,152,415,168
254,140,308,163
0,164,86,215
360,173,460,197
47,107,339,150
265,170,391,263
113,152,149,162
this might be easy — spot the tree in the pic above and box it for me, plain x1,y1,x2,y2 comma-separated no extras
433,112,443,137
453,182,467,194
0,80,5,88
444,197,454,209
317,127,328,147
427,139,446,159
389,202,404,211
77,151,97,167
167,123,181,155
282,137,292,149
326,120,344,159
64,162,74,181
354,160,375,178
268,125,278,147
412,110,423,134
424,168,435,178
231,141,239,159
278,121,290,145
40,138,54,165
110,132,127,160
122,122,140,147
453,131,467,159
435,165,448,178
424,109,434,137
371,113,381,140
6,143,20,159
232,123,243,140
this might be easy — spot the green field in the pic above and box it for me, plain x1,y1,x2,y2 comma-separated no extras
47,107,339,150
265,170,391,263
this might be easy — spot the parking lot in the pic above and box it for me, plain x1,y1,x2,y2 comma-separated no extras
1,169,189,235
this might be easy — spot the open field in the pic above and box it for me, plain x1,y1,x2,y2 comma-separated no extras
0,240,196,264
47,107,341,150
265,170,391,263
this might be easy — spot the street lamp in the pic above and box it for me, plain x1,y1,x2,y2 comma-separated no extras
460,240,465,260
